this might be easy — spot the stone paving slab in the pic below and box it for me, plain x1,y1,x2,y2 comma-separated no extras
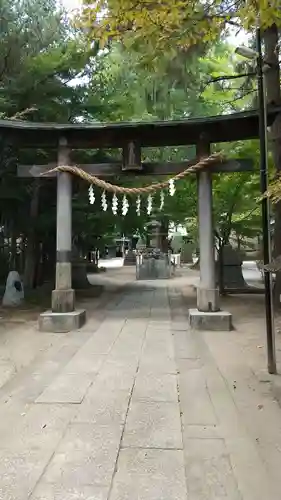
177,359,218,426
35,318,128,404
92,360,138,392
1,403,74,451
145,327,174,345
31,484,109,500
172,328,199,359
138,352,177,374
184,437,242,499
35,372,94,404
132,372,178,402
74,388,130,426
184,424,222,439
109,449,187,500
78,319,126,355
0,447,52,500
57,422,123,452
142,337,174,359
108,320,147,360
0,340,88,404
122,400,183,449
60,352,105,375
41,448,117,488
41,423,123,488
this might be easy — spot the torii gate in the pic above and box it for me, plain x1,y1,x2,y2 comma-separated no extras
1,107,278,332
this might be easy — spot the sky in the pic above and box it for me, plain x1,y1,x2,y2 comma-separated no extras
62,0,81,11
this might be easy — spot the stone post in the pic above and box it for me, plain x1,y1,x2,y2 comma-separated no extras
51,138,75,313
197,168,219,312
189,139,232,330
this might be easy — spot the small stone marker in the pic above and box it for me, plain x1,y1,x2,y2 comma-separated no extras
181,242,194,263
216,245,248,290
2,271,24,307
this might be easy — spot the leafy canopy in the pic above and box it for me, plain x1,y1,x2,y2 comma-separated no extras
80,0,281,56
86,38,262,240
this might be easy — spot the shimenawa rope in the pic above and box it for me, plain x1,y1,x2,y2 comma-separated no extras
41,152,223,195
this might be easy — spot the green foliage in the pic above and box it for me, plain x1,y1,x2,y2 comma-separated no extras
0,0,270,286
0,0,97,121
0,0,103,284
80,0,281,60
213,171,261,245
90,41,249,121
87,40,262,242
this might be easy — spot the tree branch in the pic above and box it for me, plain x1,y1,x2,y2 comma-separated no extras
202,71,256,91
8,107,37,120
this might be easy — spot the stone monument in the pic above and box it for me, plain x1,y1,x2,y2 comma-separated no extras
216,245,248,291
124,249,136,266
181,242,194,263
2,271,24,307
136,220,173,280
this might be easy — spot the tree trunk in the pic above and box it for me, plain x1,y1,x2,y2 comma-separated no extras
23,180,40,289
41,239,56,285
264,24,281,307
237,235,241,251
33,241,44,287
160,219,169,252
71,243,91,289
217,243,225,296
10,228,17,270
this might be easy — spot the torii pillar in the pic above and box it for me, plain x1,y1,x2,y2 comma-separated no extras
189,138,232,330
39,137,86,332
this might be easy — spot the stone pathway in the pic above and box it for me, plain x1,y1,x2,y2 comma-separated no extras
1,281,281,499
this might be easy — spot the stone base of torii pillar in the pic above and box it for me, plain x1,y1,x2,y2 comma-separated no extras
39,308,86,333
188,153,232,331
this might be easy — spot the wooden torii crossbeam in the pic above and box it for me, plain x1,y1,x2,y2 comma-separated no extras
1,105,281,147
17,158,254,177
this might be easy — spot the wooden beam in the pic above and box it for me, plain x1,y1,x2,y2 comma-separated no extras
3,106,281,148
17,158,254,178
17,163,123,178
210,158,253,173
